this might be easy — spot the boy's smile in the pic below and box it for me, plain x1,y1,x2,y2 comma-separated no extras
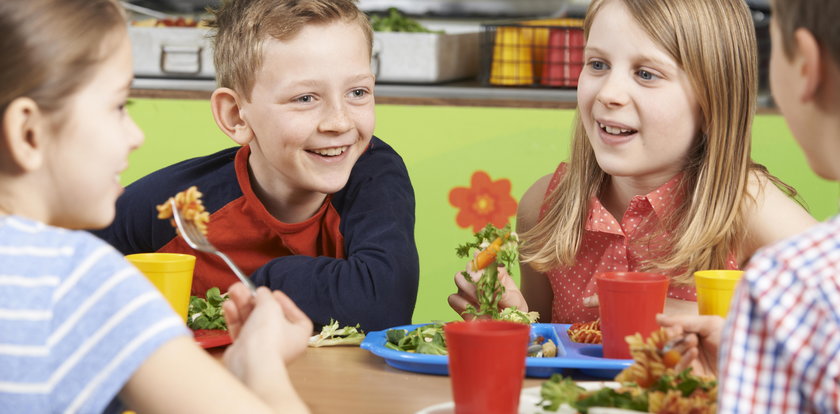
237,21,375,222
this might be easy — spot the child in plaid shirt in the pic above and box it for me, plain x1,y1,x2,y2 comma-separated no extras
659,0,840,412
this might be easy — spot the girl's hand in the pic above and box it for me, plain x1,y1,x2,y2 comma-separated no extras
582,294,599,307
447,262,528,319
656,313,723,377
223,284,313,366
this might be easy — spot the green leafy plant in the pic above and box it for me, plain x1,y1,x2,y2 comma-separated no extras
384,322,447,355
187,287,228,330
369,8,439,33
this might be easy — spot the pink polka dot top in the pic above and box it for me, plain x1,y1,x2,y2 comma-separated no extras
538,164,738,323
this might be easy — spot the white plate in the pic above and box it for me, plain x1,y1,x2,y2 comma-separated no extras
415,382,631,414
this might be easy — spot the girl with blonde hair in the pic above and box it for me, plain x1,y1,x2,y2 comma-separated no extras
450,0,815,323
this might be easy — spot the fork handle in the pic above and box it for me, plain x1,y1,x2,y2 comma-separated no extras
215,250,258,296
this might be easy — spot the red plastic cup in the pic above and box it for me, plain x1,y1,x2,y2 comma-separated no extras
445,320,530,414
595,272,669,359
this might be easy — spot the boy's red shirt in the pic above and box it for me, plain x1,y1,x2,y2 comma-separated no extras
158,146,344,295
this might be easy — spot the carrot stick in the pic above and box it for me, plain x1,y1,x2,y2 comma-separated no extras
470,233,510,270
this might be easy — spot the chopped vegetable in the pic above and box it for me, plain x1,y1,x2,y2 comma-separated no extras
369,8,438,33
385,322,447,355
539,374,648,413
456,223,519,271
308,319,366,347
539,375,586,411
527,336,558,358
499,306,540,324
662,349,681,369
456,223,535,322
188,287,228,330
470,233,510,270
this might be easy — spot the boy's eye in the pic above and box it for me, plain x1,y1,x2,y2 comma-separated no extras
348,89,368,99
295,95,314,103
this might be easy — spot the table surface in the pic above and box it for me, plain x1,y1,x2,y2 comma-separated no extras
211,345,550,414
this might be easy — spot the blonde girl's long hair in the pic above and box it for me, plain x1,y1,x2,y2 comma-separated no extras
521,0,787,284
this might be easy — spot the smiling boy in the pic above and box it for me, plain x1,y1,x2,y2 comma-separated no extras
96,0,418,331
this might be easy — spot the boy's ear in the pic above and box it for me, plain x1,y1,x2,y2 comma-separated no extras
210,87,254,145
794,28,822,103
1,97,45,173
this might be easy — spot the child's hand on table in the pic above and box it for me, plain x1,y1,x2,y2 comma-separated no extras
448,262,528,319
223,284,313,367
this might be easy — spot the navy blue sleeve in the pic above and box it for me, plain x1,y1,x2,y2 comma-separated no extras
92,147,241,254
250,138,419,331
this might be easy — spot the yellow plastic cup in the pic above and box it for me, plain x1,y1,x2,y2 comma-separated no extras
125,253,196,322
694,270,744,317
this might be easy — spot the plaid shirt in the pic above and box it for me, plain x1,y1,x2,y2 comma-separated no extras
719,214,840,413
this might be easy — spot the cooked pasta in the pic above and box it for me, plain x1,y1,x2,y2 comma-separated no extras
539,328,717,413
156,186,210,236
567,319,602,344
615,329,717,413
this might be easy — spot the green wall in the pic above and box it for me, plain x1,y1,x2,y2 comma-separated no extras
127,98,839,325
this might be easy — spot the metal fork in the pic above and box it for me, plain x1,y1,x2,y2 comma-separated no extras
170,199,258,296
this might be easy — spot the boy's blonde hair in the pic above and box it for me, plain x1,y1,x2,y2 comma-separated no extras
209,0,373,101
0,0,125,121
522,0,784,284
772,0,840,67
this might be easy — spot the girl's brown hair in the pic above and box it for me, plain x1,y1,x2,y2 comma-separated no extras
0,0,127,120
209,0,373,101
521,0,793,284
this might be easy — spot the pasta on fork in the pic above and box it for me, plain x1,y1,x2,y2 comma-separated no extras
156,186,210,236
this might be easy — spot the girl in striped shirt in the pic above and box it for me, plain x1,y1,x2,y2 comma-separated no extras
0,0,311,412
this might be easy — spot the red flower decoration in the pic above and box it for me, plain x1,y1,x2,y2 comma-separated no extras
449,171,518,232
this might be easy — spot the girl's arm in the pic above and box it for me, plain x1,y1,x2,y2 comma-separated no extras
517,173,555,320
119,287,310,414
739,173,818,264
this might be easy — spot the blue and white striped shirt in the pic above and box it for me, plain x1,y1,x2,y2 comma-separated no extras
0,216,189,413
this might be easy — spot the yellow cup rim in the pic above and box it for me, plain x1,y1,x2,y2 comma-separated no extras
694,270,743,289
125,253,196,272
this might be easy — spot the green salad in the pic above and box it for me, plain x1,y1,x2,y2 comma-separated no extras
187,287,228,330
